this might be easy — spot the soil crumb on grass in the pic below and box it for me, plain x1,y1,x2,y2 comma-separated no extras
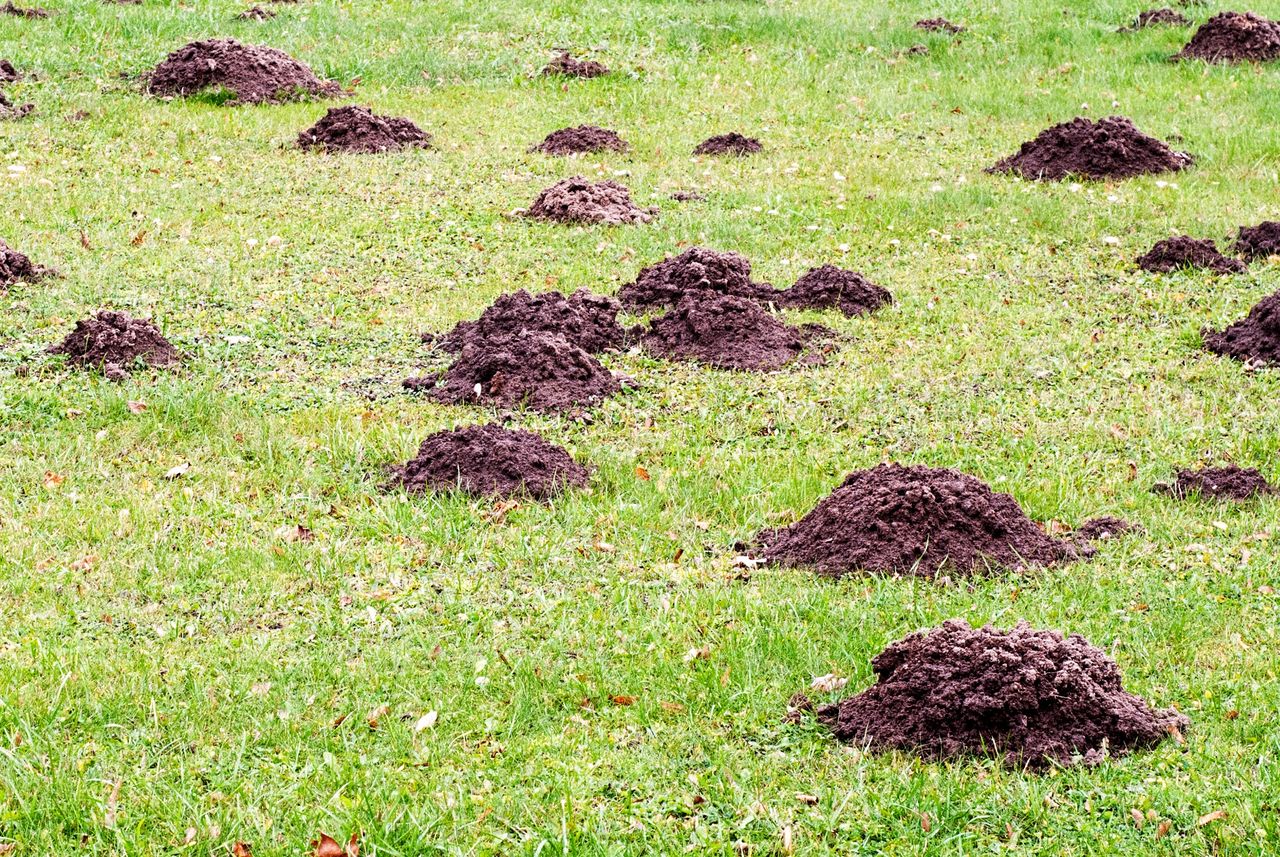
297,105,431,153
671,190,705,202
1156,466,1274,500
1202,291,1280,366
48,310,179,379
1175,11,1280,62
815,619,1189,768
988,116,1191,181
0,60,20,82
237,5,277,20
526,176,656,225
531,125,628,156
542,51,609,78
430,288,624,355
1073,516,1139,543
779,265,893,316
1,2,49,17
147,38,340,104
1122,8,1189,30
758,463,1078,577
0,239,51,285
0,92,33,120
1234,221,1280,260
693,133,763,156
1136,236,1245,274
915,17,964,32
640,293,819,371
618,247,774,309
388,424,589,500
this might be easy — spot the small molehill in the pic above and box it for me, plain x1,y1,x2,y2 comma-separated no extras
298,105,431,153
915,17,964,33
1073,516,1139,543
815,620,1188,768
1203,291,1280,366
237,5,276,20
1136,236,1245,274
757,463,1078,577
388,424,589,500
779,265,892,316
0,60,20,82
0,239,51,285
542,52,609,78
988,116,1191,181
693,133,763,156
1122,8,1189,31
1,2,49,17
48,311,180,379
1156,466,1274,501
640,293,818,372
1175,11,1280,62
430,288,624,355
147,38,340,104
531,125,628,156
0,92,33,120
526,176,656,226
617,247,775,310
1234,221,1280,260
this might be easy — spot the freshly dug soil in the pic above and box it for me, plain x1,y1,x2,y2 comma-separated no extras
297,105,431,153
431,288,624,355
779,265,893,316
388,424,589,500
0,60,19,82
1156,466,1274,501
617,246,775,309
530,125,628,156
422,333,620,413
542,52,609,78
147,38,340,104
757,463,1077,577
0,92,33,120
693,133,763,156
1073,516,1138,543
815,619,1188,768
1175,11,1280,62
1122,8,1189,31
1,2,49,17
1136,236,1245,274
1202,291,1280,366
671,190,705,202
237,5,276,20
48,310,180,378
0,239,50,285
1234,221,1280,260
526,176,656,225
988,116,1191,181
640,293,814,371
915,17,964,33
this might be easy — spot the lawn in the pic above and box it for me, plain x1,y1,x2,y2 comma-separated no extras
1,0,1279,854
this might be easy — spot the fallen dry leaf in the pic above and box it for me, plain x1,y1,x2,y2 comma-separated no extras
181,827,197,845
69,555,98,572
1197,810,1227,827
609,695,635,706
634,465,651,481
164,462,190,480
365,704,389,729
232,841,252,857
1130,809,1145,828
796,793,818,806
920,812,931,832
127,400,148,414
311,832,359,857
0,845,12,856
1155,820,1171,839
810,673,848,694
42,471,65,490
274,524,315,543
412,710,438,732
103,779,121,828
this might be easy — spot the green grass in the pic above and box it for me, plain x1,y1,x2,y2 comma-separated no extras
2,0,1279,854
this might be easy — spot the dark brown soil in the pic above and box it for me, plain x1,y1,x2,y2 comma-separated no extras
530,125,628,156
1,2,49,17
617,247,775,310
1175,11,1280,62
237,5,276,20
430,288,624,355
640,293,817,371
297,105,431,153
779,265,893,316
48,310,180,379
1202,291,1280,366
1073,516,1139,543
147,38,340,104
388,424,590,500
757,463,1078,577
671,190,705,202
0,92,33,120
915,17,964,33
1136,236,1245,274
1122,8,1190,30
815,619,1189,768
542,52,609,78
988,116,1192,181
1234,221,1280,260
0,239,51,285
526,176,656,226
0,60,20,82
1156,466,1274,500
693,133,763,156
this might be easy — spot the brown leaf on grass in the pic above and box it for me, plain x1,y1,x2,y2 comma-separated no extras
609,695,635,706
365,704,389,729
1130,809,1145,828
0,843,15,856
103,779,121,828
42,471,65,490
634,465,651,481
79,229,92,250
127,400,148,414
274,524,315,543
796,793,818,806
920,813,931,832
1197,810,1227,827
232,841,252,857
1155,820,1171,839
311,833,359,857
130,229,147,247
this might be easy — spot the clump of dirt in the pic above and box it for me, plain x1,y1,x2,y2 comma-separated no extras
1234,221,1280,260
1,2,49,17
1073,516,1139,543
388,423,589,500
0,60,20,82
757,463,1078,577
671,190,705,202
779,265,893,317
1202,291,1280,366
988,116,1191,181
1121,8,1189,31
297,105,431,153
815,619,1188,767
1174,11,1280,62
0,92,33,120
48,310,180,379
640,293,819,371
542,51,609,78
526,176,656,226
915,17,964,33
530,125,628,156
617,246,775,309
147,38,340,104
1156,466,1274,500
0,239,51,285
430,288,624,355
1136,235,1245,274
237,5,276,20
693,133,763,156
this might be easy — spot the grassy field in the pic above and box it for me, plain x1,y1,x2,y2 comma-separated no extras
2,0,1279,854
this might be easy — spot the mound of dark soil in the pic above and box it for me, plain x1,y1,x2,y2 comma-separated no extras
1136,236,1245,274
1234,221,1280,260
815,619,1188,767
693,133,763,156
1,2,49,17
0,60,20,82
0,92,33,120
988,116,1191,181
915,17,964,33
1175,11,1280,62
617,247,775,309
779,265,893,316
237,5,276,20
48,310,180,379
640,293,818,371
1073,516,1139,543
431,288,624,355
526,176,656,225
388,424,589,500
530,125,628,156
758,463,1077,577
671,190,705,202
542,52,609,78
0,239,51,285
1202,291,1280,366
147,38,340,104
1156,466,1274,500
1122,8,1189,31
297,105,431,153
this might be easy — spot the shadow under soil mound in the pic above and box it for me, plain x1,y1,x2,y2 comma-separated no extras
526,176,656,225
1234,221,1280,260
815,619,1188,768
639,293,825,371
617,247,776,310
1174,11,1280,62
0,239,52,285
542,52,609,78
429,288,624,355
1202,291,1280,366
779,265,893,316
298,105,431,153
530,125,628,156
1155,465,1274,500
147,38,340,104
1136,236,1245,274
48,310,180,379
693,132,762,156
988,116,1191,181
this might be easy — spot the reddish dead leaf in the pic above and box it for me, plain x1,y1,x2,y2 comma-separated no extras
366,704,389,729
310,833,359,857
920,813,931,832
1156,820,1171,839
634,465,651,481
79,229,92,250
127,400,148,414
69,555,98,572
609,695,635,706
43,471,65,490
130,229,147,247
1225,709,1239,720
1130,809,1145,828
1197,810,1227,827
232,844,252,857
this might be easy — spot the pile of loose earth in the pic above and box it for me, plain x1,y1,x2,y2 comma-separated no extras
618,247,774,309
757,463,1079,577
0,91,32,120
693,133,763,156
388,424,589,500
815,620,1188,767
48,311,180,380
0,60,19,82
1072,516,1138,543
297,105,431,153
1234,221,1280,260
915,17,964,33
0,239,51,285
1122,8,1189,31
1175,11,1280,62
147,38,340,104
1156,466,1274,500
542,52,609,78
1136,236,1245,274
530,125,628,156
526,177,656,225
639,293,822,371
429,288,624,355
988,116,1191,181
237,5,275,20
779,265,893,316
1,2,49,18
1202,291,1280,366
